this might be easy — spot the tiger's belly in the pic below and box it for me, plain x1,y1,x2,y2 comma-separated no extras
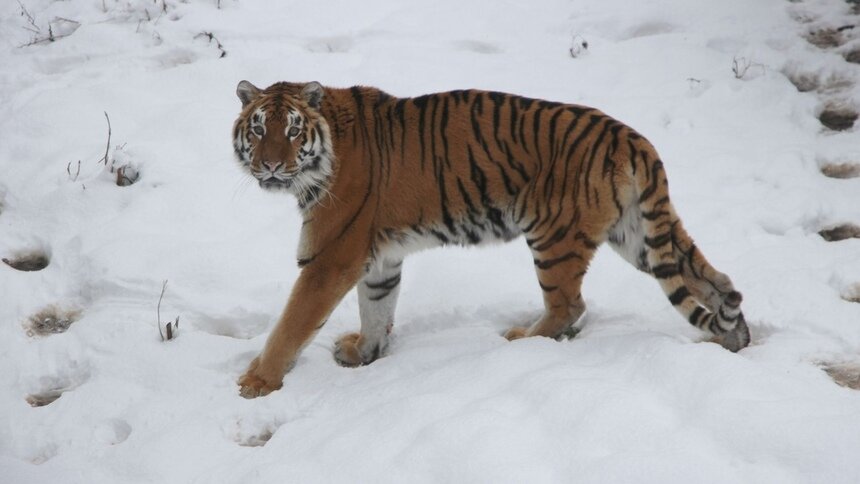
373,213,522,262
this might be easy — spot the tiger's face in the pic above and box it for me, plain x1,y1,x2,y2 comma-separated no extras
233,80,333,208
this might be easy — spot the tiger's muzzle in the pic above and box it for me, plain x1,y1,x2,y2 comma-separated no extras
258,176,292,191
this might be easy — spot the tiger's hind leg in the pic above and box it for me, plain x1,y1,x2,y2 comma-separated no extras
505,227,600,341
334,258,402,367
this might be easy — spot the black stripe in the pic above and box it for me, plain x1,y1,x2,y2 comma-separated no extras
644,232,671,248
369,290,394,302
467,146,506,232
561,113,600,168
574,230,598,250
335,180,372,240
532,106,543,161
707,315,719,334
718,307,738,323
581,118,614,206
494,162,517,196
456,177,483,225
438,169,457,235
538,281,558,292
463,227,481,244
429,228,449,244
546,108,564,164
488,91,504,142
532,224,571,252
365,273,401,290
688,306,705,326
501,141,530,182
413,96,429,170
668,286,690,305
395,99,408,163
627,140,639,175
508,95,518,144
534,251,581,270
440,95,451,167
429,95,439,171
642,210,669,221
638,160,663,203
652,262,680,279
602,124,622,178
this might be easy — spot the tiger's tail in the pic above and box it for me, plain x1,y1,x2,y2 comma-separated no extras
610,139,748,350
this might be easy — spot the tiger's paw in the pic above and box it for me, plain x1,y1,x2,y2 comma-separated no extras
504,327,528,341
238,357,283,399
333,332,381,367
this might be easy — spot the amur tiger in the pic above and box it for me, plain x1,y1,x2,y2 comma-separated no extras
232,80,750,398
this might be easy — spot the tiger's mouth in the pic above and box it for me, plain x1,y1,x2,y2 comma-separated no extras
259,177,292,191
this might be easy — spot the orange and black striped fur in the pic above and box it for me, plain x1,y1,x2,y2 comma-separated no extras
233,80,750,398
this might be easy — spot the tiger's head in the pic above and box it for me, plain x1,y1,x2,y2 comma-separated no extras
232,80,334,210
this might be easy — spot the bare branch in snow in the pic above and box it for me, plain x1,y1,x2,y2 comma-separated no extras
100,112,112,166
731,55,764,80
195,31,227,58
67,160,81,181
17,0,39,34
156,280,180,342
18,15,80,48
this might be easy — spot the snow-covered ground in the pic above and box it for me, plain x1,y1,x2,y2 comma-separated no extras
2,0,860,482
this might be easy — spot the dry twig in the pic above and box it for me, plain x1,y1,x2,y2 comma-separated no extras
67,160,81,181
156,280,180,341
195,31,227,58
100,111,112,165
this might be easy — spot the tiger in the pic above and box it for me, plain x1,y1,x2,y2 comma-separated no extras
232,80,750,398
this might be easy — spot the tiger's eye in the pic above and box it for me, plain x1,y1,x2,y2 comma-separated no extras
253,126,264,136
288,127,301,138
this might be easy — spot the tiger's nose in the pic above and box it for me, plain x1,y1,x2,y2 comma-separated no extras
261,160,281,172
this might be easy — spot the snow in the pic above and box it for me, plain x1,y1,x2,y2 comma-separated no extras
1,0,860,482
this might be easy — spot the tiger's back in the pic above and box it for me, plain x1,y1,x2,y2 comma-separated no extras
232,81,749,398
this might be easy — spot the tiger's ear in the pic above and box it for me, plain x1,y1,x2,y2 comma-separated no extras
300,81,324,109
236,80,261,107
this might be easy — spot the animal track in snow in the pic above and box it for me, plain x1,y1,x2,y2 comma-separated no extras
454,40,502,54
783,66,853,94
192,309,270,339
25,389,65,407
225,416,281,447
819,103,858,131
93,419,132,445
306,36,353,53
26,361,90,407
235,428,274,447
820,161,860,178
821,361,860,390
2,248,50,272
818,223,860,241
26,378,85,407
25,306,81,337
842,283,860,304
805,25,856,49
621,21,677,40
29,444,58,465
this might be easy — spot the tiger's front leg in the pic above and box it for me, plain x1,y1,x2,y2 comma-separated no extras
238,255,366,398
334,258,402,367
